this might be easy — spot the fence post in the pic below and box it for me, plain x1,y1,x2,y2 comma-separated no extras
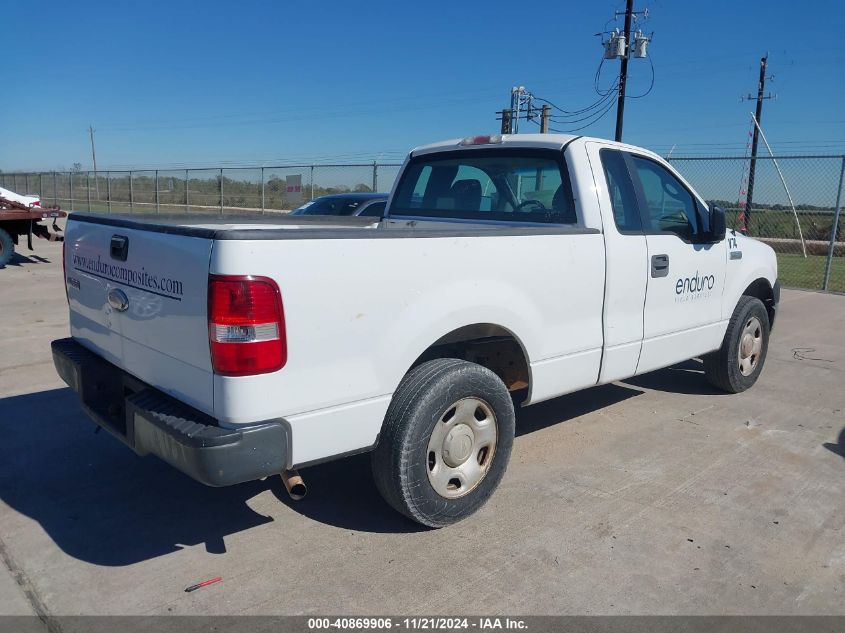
87,173,91,210
53,172,58,206
107,172,112,213
155,170,160,213
13,173,18,192
39,174,43,200
185,169,189,212
372,160,377,192
219,168,224,215
69,173,74,212
25,173,30,194
310,165,315,201
129,171,134,213
261,167,265,213
822,157,845,291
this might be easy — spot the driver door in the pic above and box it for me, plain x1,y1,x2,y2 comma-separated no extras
629,153,727,374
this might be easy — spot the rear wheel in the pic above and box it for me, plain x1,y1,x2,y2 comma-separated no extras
371,359,515,527
703,296,770,393
0,228,14,268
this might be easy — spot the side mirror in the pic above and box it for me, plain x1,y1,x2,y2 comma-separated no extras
707,203,726,242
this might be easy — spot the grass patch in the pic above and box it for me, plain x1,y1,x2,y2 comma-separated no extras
777,253,845,292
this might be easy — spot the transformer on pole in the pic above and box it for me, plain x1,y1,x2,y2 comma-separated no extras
598,1,652,141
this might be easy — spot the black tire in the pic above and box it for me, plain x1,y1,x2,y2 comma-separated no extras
0,228,13,268
372,358,515,528
703,296,770,393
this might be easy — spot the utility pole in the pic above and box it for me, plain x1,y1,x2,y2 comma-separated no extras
496,88,537,133
540,104,551,133
614,0,634,142
742,54,774,234
510,87,525,134
89,125,100,199
500,86,533,134
500,109,513,134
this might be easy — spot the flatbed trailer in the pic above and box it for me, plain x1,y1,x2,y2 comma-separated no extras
0,198,66,267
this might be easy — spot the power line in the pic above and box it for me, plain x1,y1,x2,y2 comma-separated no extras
626,56,654,99
594,58,620,97
547,91,619,125
547,97,618,133
533,81,618,117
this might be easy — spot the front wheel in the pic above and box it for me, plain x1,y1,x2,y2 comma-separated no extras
703,296,770,393
371,359,515,527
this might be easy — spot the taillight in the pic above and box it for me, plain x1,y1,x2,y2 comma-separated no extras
208,275,286,376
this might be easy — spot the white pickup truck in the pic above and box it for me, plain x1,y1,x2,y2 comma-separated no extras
53,134,779,527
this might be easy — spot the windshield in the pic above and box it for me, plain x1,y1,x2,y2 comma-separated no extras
390,148,576,224
292,197,368,216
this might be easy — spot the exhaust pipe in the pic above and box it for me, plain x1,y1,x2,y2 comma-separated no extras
280,469,307,501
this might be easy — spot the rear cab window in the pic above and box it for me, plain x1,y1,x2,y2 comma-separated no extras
390,148,577,224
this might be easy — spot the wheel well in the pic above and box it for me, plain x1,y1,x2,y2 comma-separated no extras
742,278,775,326
411,324,530,398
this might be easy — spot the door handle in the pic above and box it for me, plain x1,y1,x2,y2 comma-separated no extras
651,254,669,278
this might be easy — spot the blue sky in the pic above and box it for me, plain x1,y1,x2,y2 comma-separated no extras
2,0,843,171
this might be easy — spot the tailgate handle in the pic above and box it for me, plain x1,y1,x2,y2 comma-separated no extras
110,235,129,262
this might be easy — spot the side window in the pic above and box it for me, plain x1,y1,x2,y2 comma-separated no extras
599,149,641,232
359,200,386,217
630,156,700,240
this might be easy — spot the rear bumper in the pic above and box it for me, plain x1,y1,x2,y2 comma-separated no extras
51,337,289,487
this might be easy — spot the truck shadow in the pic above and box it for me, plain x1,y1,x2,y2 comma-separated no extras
4,252,52,267
622,358,727,396
0,364,705,563
0,387,276,567
823,426,845,459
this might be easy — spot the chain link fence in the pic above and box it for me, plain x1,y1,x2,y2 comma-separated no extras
0,163,402,216
668,155,845,293
2,155,843,292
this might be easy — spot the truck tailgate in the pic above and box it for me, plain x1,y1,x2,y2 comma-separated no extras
64,217,214,414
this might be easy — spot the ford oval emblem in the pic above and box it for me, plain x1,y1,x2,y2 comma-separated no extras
107,288,129,312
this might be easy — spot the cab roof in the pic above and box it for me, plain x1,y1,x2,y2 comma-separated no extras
409,133,662,162
410,134,579,156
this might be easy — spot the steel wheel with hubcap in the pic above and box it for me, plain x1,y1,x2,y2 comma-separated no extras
372,358,515,527
737,316,763,376
426,397,498,499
